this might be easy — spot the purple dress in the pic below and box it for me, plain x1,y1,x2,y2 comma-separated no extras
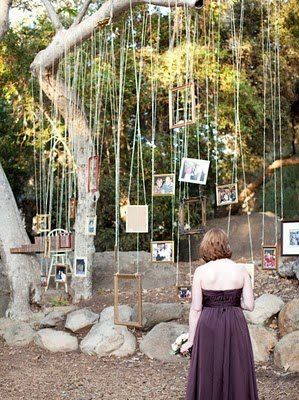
186,288,259,400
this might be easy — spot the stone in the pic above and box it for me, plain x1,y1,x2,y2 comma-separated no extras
65,308,99,332
133,302,184,330
248,325,277,362
40,310,67,328
274,331,299,373
80,321,136,357
0,317,16,336
3,322,35,347
140,322,188,362
278,258,299,279
100,305,133,324
34,329,78,352
244,294,284,325
278,299,299,337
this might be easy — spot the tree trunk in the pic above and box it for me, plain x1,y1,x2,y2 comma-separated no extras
39,73,97,301
0,163,41,320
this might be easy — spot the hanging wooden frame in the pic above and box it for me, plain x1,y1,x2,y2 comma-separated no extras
179,196,207,235
87,155,100,193
169,82,196,129
262,245,278,270
58,232,72,249
44,236,51,258
216,183,238,206
151,241,174,263
69,198,77,219
36,214,51,233
114,273,143,328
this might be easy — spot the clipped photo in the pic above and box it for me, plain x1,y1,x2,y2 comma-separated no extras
151,241,174,263
85,215,97,236
55,264,67,283
178,286,192,300
74,257,87,277
179,158,210,185
216,183,238,206
153,174,175,196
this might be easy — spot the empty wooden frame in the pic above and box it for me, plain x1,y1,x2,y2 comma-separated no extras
178,196,207,235
69,198,77,219
114,273,143,328
88,155,100,193
169,82,196,129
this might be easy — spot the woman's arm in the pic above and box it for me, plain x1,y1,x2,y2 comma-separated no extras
241,268,255,311
181,267,203,353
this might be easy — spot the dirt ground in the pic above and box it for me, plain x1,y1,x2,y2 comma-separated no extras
0,264,298,400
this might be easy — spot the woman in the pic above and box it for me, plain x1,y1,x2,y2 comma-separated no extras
181,228,259,400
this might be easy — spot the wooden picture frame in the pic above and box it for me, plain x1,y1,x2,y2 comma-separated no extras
44,236,51,258
126,205,148,233
262,245,278,270
87,155,100,193
58,232,72,249
169,82,196,129
151,241,174,263
179,157,210,185
74,256,87,277
85,216,97,236
152,174,175,197
177,285,192,300
114,273,143,328
179,196,207,235
69,198,77,220
281,220,299,256
216,183,238,206
36,214,51,233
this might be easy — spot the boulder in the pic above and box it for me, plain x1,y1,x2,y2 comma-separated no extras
133,302,184,330
278,299,299,337
34,329,78,352
278,258,299,279
80,321,136,357
274,331,299,373
140,322,188,362
40,310,67,328
0,317,16,336
3,322,35,347
100,305,133,324
65,308,99,332
244,294,284,325
248,325,277,362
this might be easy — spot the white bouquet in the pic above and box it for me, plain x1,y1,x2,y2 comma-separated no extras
170,333,191,357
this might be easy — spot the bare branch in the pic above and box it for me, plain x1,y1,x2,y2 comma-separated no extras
0,0,12,40
72,0,93,27
41,0,63,31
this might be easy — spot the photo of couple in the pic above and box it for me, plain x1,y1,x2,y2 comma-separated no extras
179,158,210,185
216,183,238,206
153,174,175,196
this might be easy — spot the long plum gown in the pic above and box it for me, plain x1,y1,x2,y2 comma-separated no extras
186,288,259,400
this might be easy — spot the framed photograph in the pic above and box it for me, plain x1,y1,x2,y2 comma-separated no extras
85,216,97,236
169,83,196,129
179,158,210,185
74,257,87,277
36,214,51,233
151,241,174,263
69,198,77,220
152,174,175,196
126,205,148,233
114,273,143,328
281,220,299,256
58,232,72,249
262,245,278,270
88,155,100,193
177,285,192,300
55,264,67,283
216,183,238,206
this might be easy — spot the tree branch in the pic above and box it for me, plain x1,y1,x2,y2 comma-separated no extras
41,0,64,31
31,0,199,76
72,0,93,26
0,0,12,40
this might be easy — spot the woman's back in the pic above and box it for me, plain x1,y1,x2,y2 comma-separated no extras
199,258,245,290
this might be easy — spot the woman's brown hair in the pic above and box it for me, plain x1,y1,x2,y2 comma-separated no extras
200,228,232,262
